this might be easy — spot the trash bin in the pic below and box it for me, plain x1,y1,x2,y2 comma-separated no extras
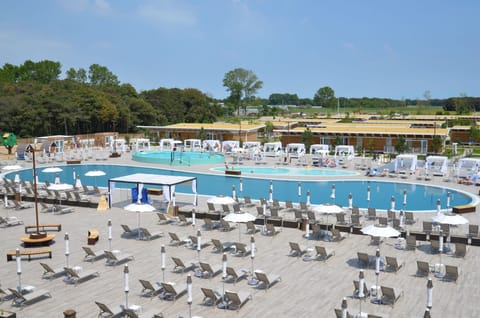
63,309,76,318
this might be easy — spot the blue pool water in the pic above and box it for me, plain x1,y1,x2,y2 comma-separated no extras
132,151,225,165
212,166,358,176
7,164,474,212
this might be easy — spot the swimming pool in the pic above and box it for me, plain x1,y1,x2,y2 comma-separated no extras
7,164,475,212
132,151,225,165
211,166,359,176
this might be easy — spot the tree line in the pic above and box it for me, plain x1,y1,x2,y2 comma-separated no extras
0,60,477,138
0,60,222,137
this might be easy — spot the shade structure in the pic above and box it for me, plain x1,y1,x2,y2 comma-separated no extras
207,195,236,205
361,224,401,238
312,203,344,214
432,213,468,225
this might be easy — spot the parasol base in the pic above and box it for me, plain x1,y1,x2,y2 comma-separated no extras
248,278,259,286
29,232,48,239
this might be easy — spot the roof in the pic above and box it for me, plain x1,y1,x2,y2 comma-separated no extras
109,173,196,187
137,122,264,133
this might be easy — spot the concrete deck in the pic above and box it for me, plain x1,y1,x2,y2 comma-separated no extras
1,153,479,317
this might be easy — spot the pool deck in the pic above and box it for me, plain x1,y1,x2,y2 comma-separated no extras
1,152,480,317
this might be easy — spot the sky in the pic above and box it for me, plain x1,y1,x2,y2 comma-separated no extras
1,0,479,100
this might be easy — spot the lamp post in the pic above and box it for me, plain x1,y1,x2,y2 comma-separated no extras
107,219,112,251
341,297,348,318
161,245,166,283
191,208,196,232
124,264,129,309
196,230,202,262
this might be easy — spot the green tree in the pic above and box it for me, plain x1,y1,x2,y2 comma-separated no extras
394,135,408,154
88,64,119,86
469,125,480,144
313,86,336,108
222,68,263,115
66,67,87,83
301,127,314,151
264,121,274,140
431,135,443,154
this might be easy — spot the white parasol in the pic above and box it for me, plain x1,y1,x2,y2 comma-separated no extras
312,203,344,214
42,167,63,173
432,213,468,226
224,211,256,241
124,202,156,239
207,195,236,205
85,170,106,187
2,165,23,171
361,224,401,238
47,183,73,205
312,203,344,224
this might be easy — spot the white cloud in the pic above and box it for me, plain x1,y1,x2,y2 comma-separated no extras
136,1,197,27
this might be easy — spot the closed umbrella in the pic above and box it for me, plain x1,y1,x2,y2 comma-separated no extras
306,191,311,206
297,182,302,203
390,195,396,211
232,185,236,201
427,278,433,310
341,297,348,318
124,264,129,309
331,184,336,203
249,235,257,285
64,233,70,268
187,274,193,317
16,248,22,292
108,220,112,251
367,186,371,207
161,245,166,282
403,190,407,209
348,193,353,209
